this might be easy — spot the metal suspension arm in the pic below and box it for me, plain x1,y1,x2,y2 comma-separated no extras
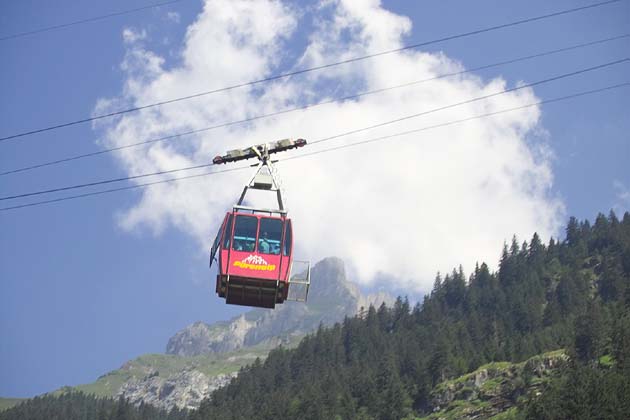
213,138,305,212
213,138,306,165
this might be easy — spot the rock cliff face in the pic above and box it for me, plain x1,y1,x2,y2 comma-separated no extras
117,370,236,411
424,351,567,419
166,257,394,356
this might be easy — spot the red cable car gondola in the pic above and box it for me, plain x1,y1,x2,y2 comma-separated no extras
209,139,310,309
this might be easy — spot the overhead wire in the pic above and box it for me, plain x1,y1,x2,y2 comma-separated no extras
1,57,628,202
0,162,216,201
2,81,627,212
283,82,630,162
0,0,623,143
0,0,186,42
0,166,249,212
307,58,629,146
2,32,628,177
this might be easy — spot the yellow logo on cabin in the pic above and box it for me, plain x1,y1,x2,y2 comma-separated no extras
234,255,276,271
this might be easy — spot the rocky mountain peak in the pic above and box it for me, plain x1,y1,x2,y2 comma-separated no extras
307,257,360,301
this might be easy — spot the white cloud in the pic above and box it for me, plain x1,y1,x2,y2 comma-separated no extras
122,27,147,44
93,0,564,292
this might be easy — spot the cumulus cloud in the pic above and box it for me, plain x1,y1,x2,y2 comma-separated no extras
122,27,148,44
93,0,564,292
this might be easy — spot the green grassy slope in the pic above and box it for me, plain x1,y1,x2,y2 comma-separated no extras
0,398,25,411
63,334,304,398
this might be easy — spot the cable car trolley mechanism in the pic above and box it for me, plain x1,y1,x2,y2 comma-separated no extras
209,138,311,309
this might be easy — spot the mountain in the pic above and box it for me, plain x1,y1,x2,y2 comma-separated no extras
64,257,393,410
166,257,394,356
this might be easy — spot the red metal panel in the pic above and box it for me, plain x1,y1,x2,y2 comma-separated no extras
281,219,293,282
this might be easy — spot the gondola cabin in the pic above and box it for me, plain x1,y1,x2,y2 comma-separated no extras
209,139,310,309
211,208,294,308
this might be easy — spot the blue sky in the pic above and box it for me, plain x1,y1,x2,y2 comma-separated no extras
1,0,629,398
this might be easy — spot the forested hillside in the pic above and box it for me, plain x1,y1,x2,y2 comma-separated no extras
192,211,630,420
4,212,629,420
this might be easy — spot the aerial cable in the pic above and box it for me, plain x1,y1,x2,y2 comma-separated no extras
0,0,186,42
0,166,249,212
0,0,623,143
2,81,627,213
0,162,216,201
307,58,629,147
283,82,630,162
1,57,627,202
2,32,627,177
